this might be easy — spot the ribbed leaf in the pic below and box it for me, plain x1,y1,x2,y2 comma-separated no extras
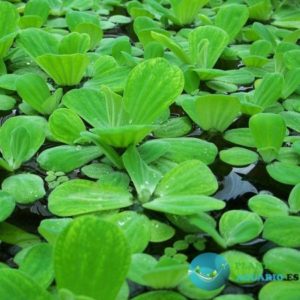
0,269,52,300
143,195,225,215
17,28,59,58
249,113,286,162
59,32,90,54
36,54,89,86
123,146,162,202
215,4,249,41
2,174,45,204
0,191,15,222
155,160,218,197
0,116,47,170
123,58,184,125
16,74,51,115
37,145,102,173
139,138,218,164
182,94,240,132
170,0,209,25
220,147,258,166
54,216,131,300
259,282,300,300
188,26,228,68
220,210,263,246
48,179,132,216
252,73,284,109
0,2,19,37
91,125,155,148
288,183,300,213
49,108,86,144
267,162,300,185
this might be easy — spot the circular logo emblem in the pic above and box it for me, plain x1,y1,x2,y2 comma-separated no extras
188,252,230,290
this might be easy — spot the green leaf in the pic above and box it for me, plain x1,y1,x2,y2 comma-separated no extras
0,116,47,170
132,291,186,300
267,162,300,185
59,32,90,54
182,94,240,132
259,282,300,300
263,216,300,247
49,108,86,144
215,295,254,300
123,58,184,125
37,145,102,173
222,250,263,284
178,278,224,300
0,222,40,248
36,54,89,86
249,113,286,163
142,257,188,289
188,26,229,68
91,125,155,148
17,243,54,289
0,191,15,222
280,111,300,133
220,147,258,166
170,0,209,25
263,247,300,277
38,218,72,245
288,183,300,213
215,4,249,41
153,117,192,138
48,179,132,216
149,220,175,243
252,73,284,109
151,32,190,64
0,269,52,300
219,210,263,246
155,160,218,197
139,137,218,165
54,216,131,300
248,194,289,217
81,163,113,179
63,87,123,128
123,146,162,202
0,95,15,111
109,211,151,253
16,74,51,115
2,174,45,204
224,128,256,147
144,195,225,215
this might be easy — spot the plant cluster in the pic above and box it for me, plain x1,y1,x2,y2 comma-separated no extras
0,0,300,299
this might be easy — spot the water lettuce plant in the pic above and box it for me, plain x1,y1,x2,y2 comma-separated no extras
1,1,300,300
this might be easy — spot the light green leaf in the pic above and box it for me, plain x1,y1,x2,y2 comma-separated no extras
0,191,15,222
222,250,263,284
49,108,86,144
0,269,52,300
48,179,132,216
267,162,300,185
132,291,186,300
220,147,258,166
17,243,54,289
2,174,45,204
215,4,249,41
149,220,175,243
109,211,151,253
259,282,300,300
144,195,225,215
37,145,102,173
155,160,218,197
188,26,228,68
249,113,286,163
263,247,300,277
182,94,240,132
224,128,256,147
219,210,263,246
248,194,289,217
288,183,300,213
123,58,184,125
123,146,162,202
263,216,300,247
54,216,131,300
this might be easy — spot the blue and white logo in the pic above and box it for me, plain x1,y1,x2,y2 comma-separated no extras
188,252,230,290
